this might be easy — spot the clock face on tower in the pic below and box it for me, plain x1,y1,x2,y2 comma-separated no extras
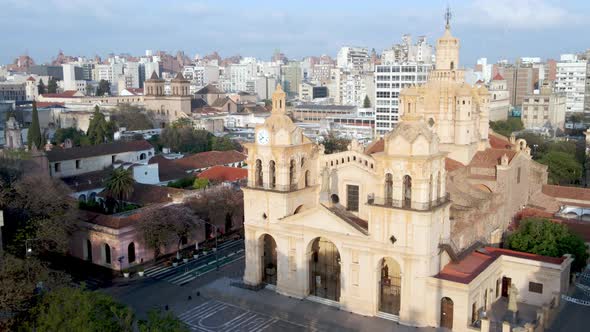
257,129,270,145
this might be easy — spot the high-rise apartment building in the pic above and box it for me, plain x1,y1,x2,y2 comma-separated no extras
522,83,566,130
381,35,433,65
496,63,535,107
374,63,432,135
336,47,370,72
281,61,302,97
555,54,589,113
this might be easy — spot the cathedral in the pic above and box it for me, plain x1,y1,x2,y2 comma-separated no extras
143,71,192,127
242,22,572,331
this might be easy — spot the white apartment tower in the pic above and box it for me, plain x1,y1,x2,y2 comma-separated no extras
555,54,589,113
374,63,432,135
337,47,370,72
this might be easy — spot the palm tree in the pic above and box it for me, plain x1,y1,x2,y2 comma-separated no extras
105,168,135,207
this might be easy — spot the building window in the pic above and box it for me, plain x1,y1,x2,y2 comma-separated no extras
346,185,359,212
529,282,543,294
496,278,501,298
54,162,61,173
112,155,116,164
517,167,521,184
75,160,81,169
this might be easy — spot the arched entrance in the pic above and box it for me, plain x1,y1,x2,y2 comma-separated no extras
440,297,454,329
261,234,277,285
309,237,341,301
379,257,401,315
128,242,136,264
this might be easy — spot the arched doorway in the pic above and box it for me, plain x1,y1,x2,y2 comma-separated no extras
379,257,401,315
103,243,111,265
85,239,92,262
440,297,454,329
128,242,136,263
309,237,341,301
261,234,277,285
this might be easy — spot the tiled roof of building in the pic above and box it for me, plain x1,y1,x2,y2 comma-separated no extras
436,246,566,284
196,84,224,95
489,133,514,149
98,182,186,206
40,90,80,98
173,150,246,171
27,76,36,81
191,98,208,109
46,140,153,162
365,138,384,155
61,168,112,192
542,184,590,202
211,96,233,108
493,73,504,81
36,102,65,108
469,149,516,168
198,166,247,182
445,158,465,172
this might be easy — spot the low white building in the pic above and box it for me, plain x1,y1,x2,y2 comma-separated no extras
487,73,510,121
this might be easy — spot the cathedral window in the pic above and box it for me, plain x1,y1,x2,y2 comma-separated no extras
305,170,310,187
289,159,296,186
301,157,305,167
346,185,359,212
403,175,412,208
255,159,263,187
269,160,276,188
450,61,454,70
385,173,393,206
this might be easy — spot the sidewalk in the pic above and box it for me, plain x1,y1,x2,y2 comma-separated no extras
198,277,439,332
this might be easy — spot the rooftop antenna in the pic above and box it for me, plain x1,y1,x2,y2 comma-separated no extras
445,5,453,29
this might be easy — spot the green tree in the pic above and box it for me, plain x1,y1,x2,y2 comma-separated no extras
321,132,350,154
37,79,46,95
53,127,90,146
87,106,117,144
111,104,154,131
47,78,58,94
105,168,135,203
506,217,589,272
138,309,189,332
85,84,94,96
160,127,212,153
211,136,239,151
193,178,209,190
140,205,195,258
24,287,134,332
96,79,111,96
490,118,523,137
538,151,582,184
363,95,371,108
27,102,43,150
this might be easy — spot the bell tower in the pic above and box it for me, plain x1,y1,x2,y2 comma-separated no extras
435,7,460,72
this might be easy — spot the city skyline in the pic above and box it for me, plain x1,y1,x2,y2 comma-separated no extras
2,0,589,65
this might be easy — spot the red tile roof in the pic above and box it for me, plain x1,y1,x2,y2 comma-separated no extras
469,149,516,168
542,184,590,202
493,73,504,81
172,150,246,171
489,133,514,149
36,101,65,108
365,138,384,155
40,90,80,98
98,182,186,205
198,166,247,182
27,76,36,81
445,158,465,172
436,246,566,284
47,140,153,162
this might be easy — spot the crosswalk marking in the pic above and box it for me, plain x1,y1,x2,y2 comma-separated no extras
180,300,279,332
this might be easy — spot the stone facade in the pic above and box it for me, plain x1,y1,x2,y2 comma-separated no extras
241,23,571,332
144,72,192,127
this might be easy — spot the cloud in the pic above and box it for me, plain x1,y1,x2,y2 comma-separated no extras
461,0,580,29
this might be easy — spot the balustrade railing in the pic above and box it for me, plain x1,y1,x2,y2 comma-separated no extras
367,193,450,211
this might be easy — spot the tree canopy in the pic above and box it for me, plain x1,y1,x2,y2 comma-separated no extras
47,78,58,94
320,132,350,154
138,310,189,332
27,102,43,150
110,105,154,131
105,168,135,203
490,118,523,137
96,79,111,96
53,127,90,146
538,151,582,185
37,79,46,95
506,217,588,272
139,205,198,258
363,95,371,108
160,126,212,153
211,136,241,152
24,287,135,332
87,106,117,145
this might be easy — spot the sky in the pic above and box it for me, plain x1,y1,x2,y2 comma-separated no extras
1,0,589,66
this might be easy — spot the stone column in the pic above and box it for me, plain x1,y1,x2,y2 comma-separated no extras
243,228,261,286
481,318,491,332
502,321,511,332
